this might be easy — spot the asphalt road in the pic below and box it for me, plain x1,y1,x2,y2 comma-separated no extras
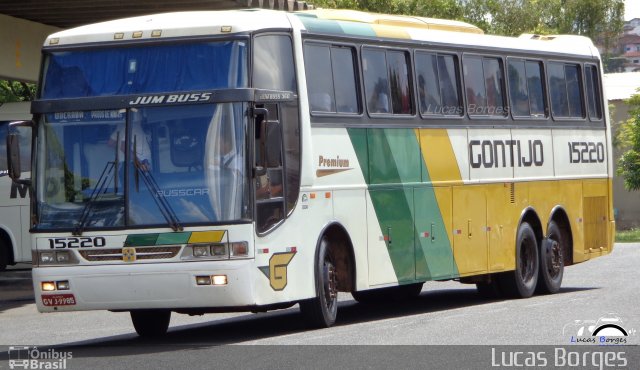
0,244,638,369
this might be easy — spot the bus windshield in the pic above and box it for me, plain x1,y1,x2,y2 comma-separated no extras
37,103,250,230
41,40,247,98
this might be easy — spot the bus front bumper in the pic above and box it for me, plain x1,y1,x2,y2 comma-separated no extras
32,260,256,312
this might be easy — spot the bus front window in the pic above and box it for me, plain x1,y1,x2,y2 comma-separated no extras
37,103,250,230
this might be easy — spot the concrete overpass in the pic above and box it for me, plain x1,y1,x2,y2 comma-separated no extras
0,0,313,83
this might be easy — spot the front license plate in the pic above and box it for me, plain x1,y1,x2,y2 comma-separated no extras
42,294,76,306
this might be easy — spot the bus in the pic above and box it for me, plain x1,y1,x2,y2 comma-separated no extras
7,9,614,336
0,102,32,270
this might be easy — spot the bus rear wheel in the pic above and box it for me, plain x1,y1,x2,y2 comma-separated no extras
499,222,539,298
299,237,338,328
130,310,171,337
537,221,564,294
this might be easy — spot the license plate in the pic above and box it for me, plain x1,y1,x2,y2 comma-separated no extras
42,294,76,306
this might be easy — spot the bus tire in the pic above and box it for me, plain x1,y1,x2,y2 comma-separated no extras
130,310,171,337
537,221,564,294
499,222,539,298
299,236,338,328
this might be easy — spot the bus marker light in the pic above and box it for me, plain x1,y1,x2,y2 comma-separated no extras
257,248,269,254
151,30,162,37
42,282,56,292
56,281,70,290
325,192,331,198
212,275,227,285
310,193,316,199
221,26,232,33
286,247,297,253
49,38,59,45
132,31,143,38
231,242,248,257
114,33,124,40
196,276,212,285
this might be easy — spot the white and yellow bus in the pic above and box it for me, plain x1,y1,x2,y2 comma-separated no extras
7,9,613,336
1,102,32,270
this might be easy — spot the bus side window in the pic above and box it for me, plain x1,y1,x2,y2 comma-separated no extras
585,64,603,120
549,62,584,119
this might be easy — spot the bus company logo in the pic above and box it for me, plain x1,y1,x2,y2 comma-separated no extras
258,251,296,291
128,92,212,106
469,139,544,169
7,346,72,369
562,314,636,345
316,155,353,177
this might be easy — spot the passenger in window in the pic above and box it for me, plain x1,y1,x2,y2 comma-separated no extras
370,79,390,113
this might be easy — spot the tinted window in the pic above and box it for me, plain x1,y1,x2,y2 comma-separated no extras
548,62,584,119
253,35,297,92
415,52,462,116
526,61,545,117
548,63,569,117
362,48,390,114
304,44,335,112
585,64,602,120
483,58,506,116
565,65,584,118
387,51,413,114
508,59,546,118
463,56,487,114
508,60,529,116
304,43,359,114
331,47,359,113
363,48,412,115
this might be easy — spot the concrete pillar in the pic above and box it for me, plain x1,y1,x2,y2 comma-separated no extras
0,14,59,83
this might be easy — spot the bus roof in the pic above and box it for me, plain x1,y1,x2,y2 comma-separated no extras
42,8,599,59
298,9,483,34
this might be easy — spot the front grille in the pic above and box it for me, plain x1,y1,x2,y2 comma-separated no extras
79,246,182,262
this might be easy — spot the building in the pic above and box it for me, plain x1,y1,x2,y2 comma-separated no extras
604,72,640,229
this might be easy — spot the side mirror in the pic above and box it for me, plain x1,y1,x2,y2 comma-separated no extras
265,121,282,168
6,120,32,184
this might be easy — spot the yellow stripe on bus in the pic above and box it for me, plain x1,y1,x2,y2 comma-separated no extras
371,24,410,39
188,231,226,244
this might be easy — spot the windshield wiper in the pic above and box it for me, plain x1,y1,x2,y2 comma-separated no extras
73,161,115,236
133,137,183,232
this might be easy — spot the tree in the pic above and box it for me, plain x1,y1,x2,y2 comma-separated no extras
617,92,640,191
0,80,36,103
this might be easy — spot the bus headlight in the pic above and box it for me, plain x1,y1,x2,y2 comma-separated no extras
38,251,78,265
56,251,71,263
193,245,210,257
210,244,228,258
40,252,56,264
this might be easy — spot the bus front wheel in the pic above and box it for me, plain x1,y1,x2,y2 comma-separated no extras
499,222,539,298
299,236,338,328
130,310,171,337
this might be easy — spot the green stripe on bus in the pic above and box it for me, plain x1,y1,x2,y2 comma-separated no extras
125,234,159,247
348,128,458,281
156,232,191,245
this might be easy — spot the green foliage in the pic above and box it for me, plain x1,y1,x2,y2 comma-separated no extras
617,92,640,191
616,227,640,242
0,80,36,103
